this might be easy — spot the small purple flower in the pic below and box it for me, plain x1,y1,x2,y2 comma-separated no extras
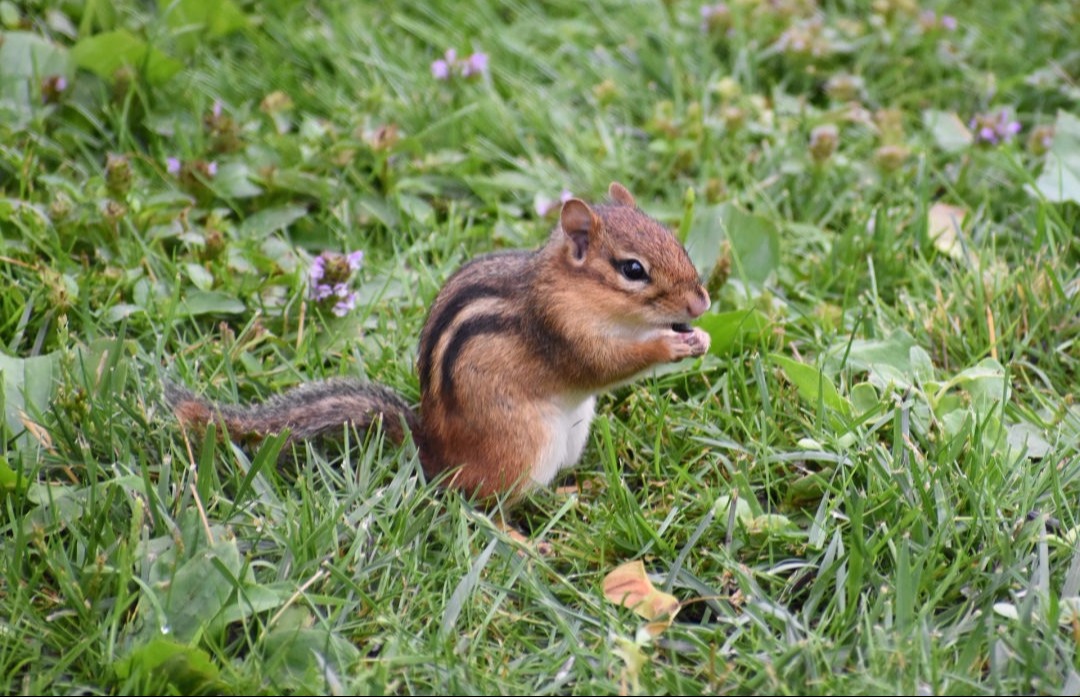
166,157,181,175
431,59,450,80
206,161,218,177
434,47,488,81
41,75,68,104
309,255,326,283
941,15,957,31
535,189,574,217
462,52,488,77
700,3,731,32
971,110,1021,146
212,99,223,118
333,291,359,317
309,251,364,313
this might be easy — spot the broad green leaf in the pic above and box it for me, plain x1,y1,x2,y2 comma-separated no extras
178,291,245,317
922,109,973,153
685,202,780,285
697,308,771,355
103,303,145,323
158,0,249,54
211,162,263,199
716,494,754,528
941,358,1008,414
786,471,830,507
0,456,22,492
261,611,361,692
0,351,58,445
238,205,308,239
263,168,337,200
825,330,918,390
0,31,72,81
0,2,19,28
1033,110,1080,204
140,538,243,643
113,637,224,695
747,513,795,535
184,262,214,291
771,353,852,417
1006,420,1053,460
79,0,118,34
909,346,936,385
71,29,182,85
207,583,290,635
849,382,880,415
0,31,73,121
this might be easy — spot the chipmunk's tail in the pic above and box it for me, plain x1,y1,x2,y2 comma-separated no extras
164,378,419,447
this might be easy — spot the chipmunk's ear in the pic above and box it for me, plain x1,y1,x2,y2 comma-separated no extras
608,181,636,207
559,198,601,263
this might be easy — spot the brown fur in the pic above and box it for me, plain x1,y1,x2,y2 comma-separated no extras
167,182,710,504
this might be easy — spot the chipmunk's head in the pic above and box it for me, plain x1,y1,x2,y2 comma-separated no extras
553,182,710,336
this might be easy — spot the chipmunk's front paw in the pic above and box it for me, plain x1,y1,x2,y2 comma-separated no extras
666,326,711,360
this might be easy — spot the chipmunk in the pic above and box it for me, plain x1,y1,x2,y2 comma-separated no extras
167,182,711,502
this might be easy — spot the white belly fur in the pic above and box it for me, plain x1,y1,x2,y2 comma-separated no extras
530,394,597,488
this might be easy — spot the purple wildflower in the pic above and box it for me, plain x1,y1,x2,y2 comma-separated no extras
970,110,1021,146
431,59,450,80
333,292,359,317
346,250,364,271
41,75,68,104
205,161,218,177
166,157,181,175
308,251,365,316
433,47,488,81
309,255,326,283
462,52,489,77
700,4,731,32
534,189,574,217
212,100,223,118
941,15,957,31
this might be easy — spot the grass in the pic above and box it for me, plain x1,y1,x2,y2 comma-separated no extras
1,0,1079,693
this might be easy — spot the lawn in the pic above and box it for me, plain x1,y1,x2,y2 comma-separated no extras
1,0,1079,693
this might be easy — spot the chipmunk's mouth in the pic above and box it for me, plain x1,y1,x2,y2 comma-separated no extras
672,323,693,333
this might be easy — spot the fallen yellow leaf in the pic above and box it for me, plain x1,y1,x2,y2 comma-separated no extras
20,413,54,452
927,202,968,262
602,560,681,629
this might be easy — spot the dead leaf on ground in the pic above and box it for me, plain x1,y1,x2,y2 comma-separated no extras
927,202,969,262
602,560,680,635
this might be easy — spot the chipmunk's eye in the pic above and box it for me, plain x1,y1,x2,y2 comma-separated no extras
616,259,649,282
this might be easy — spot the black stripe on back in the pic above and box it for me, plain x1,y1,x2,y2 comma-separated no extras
439,313,518,407
418,283,508,389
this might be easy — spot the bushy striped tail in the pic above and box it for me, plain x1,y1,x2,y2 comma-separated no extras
164,378,419,448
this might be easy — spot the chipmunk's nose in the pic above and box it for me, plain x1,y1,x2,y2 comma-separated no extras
687,286,710,318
